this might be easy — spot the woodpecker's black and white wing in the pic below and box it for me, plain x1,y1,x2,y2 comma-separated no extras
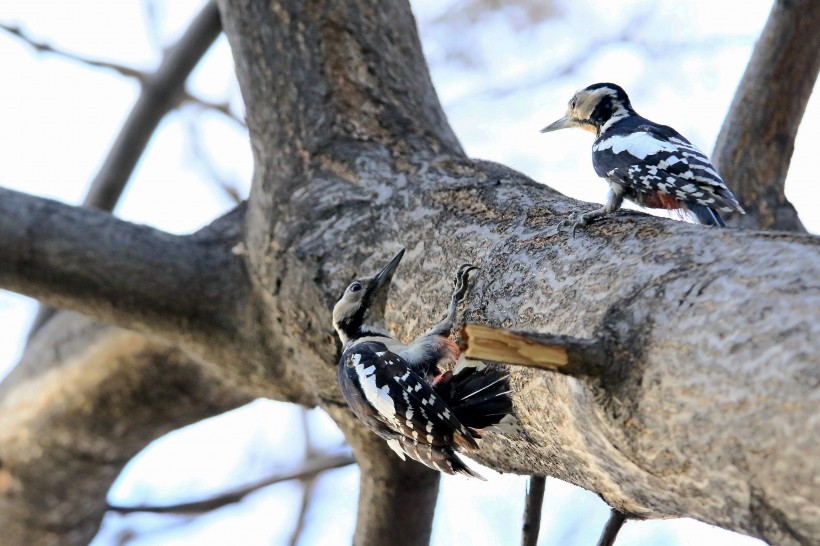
338,340,483,477
592,118,743,225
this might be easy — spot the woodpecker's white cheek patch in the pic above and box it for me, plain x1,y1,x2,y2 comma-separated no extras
594,132,679,159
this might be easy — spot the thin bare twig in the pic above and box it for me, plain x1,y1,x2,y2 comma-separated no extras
0,22,244,129
596,509,628,546
140,0,163,51
183,117,245,205
288,410,319,546
107,452,355,515
0,23,147,79
182,91,246,127
521,476,546,546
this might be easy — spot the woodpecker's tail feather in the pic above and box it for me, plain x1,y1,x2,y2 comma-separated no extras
435,357,520,435
396,436,485,479
688,204,726,227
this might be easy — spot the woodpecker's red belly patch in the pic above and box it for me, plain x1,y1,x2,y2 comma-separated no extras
639,191,684,210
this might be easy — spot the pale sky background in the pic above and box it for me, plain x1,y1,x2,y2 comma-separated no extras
0,0,816,544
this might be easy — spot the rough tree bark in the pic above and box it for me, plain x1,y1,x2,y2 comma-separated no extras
0,1,818,546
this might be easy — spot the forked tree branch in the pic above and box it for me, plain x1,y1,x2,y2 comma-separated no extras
0,23,144,78
712,0,820,232
0,22,244,127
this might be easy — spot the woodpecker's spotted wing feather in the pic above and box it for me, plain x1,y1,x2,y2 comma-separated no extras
394,435,484,479
340,340,478,445
592,118,743,217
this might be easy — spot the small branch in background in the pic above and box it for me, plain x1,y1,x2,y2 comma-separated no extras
0,22,244,129
521,476,546,546
596,509,628,546
712,0,820,232
436,10,651,104
288,410,319,546
80,0,222,212
107,452,355,515
183,91,246,127
0,23,147,80
459,323,608,378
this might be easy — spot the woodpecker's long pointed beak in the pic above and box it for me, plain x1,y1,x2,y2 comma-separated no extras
540,115,579,133
364,249,405,325
373,249,405,290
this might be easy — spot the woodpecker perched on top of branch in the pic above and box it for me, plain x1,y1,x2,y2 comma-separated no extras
333,249,518,479
541,83,744,232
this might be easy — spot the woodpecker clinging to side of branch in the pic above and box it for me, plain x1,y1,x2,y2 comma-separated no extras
333,249,519,479
541,83,744,232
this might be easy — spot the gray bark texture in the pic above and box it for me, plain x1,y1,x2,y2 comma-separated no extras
0,1,818,545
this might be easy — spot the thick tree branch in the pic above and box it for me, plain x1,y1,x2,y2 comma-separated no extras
219,0,464,282
217,1,820,545
107,452,355,514
0,187,248,350
248,148,818,545
712,0,820,232
220,2,461,541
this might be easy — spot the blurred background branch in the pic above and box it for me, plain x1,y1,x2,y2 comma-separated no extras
107,452,355,515
712,0,820,231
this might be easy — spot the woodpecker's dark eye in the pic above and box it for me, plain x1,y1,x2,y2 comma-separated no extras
571,98,577,109
348,282,363,293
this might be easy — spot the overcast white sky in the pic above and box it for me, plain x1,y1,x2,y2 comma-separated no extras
1,0,815,544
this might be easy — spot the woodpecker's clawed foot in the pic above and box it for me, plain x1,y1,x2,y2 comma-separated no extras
452,264,479,303
559,215,590,237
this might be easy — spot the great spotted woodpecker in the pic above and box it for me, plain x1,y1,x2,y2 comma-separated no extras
541,83,744,232
333,249,518,478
